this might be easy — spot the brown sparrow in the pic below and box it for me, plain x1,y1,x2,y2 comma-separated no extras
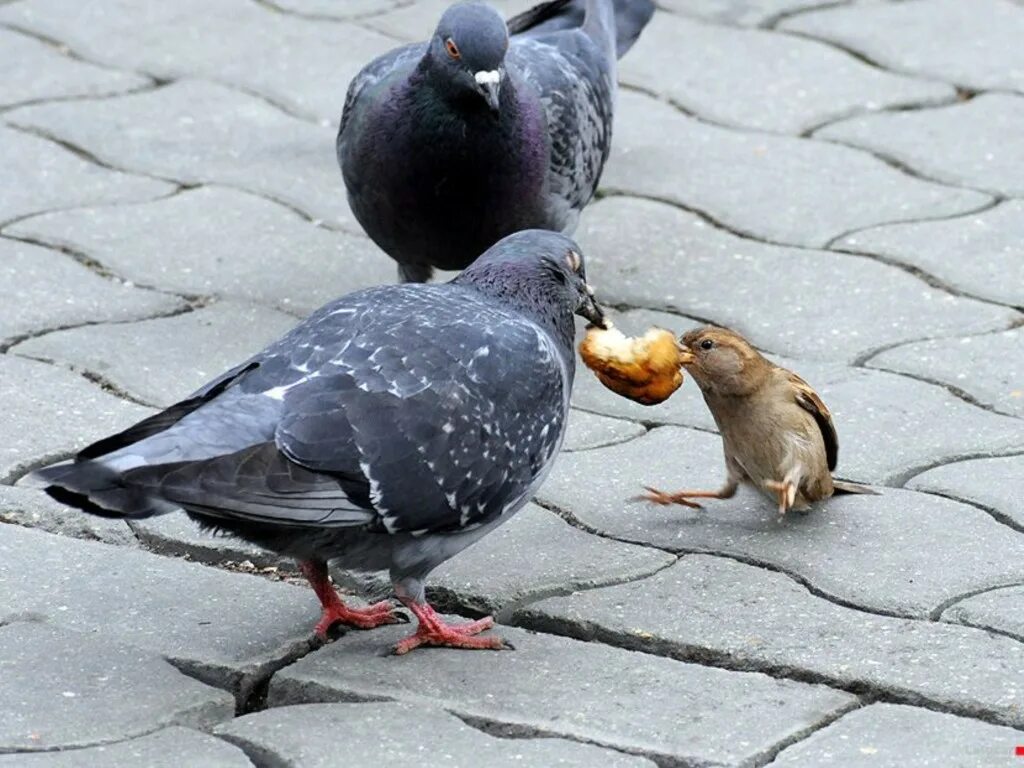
639,326,874,516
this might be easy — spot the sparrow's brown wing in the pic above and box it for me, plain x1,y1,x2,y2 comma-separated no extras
787,371,838,471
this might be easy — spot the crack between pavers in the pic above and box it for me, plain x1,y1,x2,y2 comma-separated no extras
887,449,1024,489
909,487,1024,537
17,354,159,408
562,420,651,454
0,80,161,116
512,608,1024,732
0,725,175,756
929,580,1024,623
568,403,721,437
798,91,964,138
251,0,417,24
746,698,865,768
758,1,854,30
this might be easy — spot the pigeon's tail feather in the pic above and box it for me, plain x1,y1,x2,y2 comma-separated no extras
583,0,618,64
832,480,880,496
507,0,654,58
35,460,173,519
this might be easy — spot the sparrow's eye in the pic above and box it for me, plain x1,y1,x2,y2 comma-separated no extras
445,38,461,60
700,339,714,351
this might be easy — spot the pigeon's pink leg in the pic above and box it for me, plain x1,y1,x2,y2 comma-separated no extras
392,599,509,655
299,559,403,637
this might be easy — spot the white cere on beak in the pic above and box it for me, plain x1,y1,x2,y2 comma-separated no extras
474,70,501,85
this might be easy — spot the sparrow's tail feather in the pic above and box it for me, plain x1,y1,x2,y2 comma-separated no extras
833,480,880,496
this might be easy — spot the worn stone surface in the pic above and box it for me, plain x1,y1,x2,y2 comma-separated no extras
577,197,1015,362
766,703,1024,767
0,486,135,546
563,408,646,452
270,622,856,767
538,427,1024,617
0,27,148,108
818,94,1024,198
15,301,299,407
835,200,1024,308
0,524,317,698
6,81,355,231
661,0,841,27
782,0,1024,93
908,455,1024,530
942,586,1024,644
0,125,172,224
517,555,1024,727
7,187,393,315
0,622,234,752
0,0,396,123
0,355,153,483
603,91,989,248
621,12,952,134
129,514,288,569
868,327,1024,418
269,0,410,19
426,503,675,615
0,727,253,767
0,239,183,349
365,0,537,39
217,702,656,767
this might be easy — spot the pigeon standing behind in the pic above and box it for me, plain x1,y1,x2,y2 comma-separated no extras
639,327,876,516
338,0,655,283
35,231,607,653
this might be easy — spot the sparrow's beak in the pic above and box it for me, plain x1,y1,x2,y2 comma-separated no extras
474,70,501,113
676,341,695,366
578,283,608,329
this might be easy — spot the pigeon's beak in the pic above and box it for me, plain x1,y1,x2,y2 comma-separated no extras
578,283,608,329
474,70,501,114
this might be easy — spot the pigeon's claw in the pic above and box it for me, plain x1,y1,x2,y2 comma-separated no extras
315,600,406,637
393,601,509,655
633,486,705,509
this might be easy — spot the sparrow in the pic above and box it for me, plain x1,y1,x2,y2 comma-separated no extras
638,326,875,516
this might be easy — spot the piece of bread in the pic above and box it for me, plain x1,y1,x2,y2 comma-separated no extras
579,324,684,405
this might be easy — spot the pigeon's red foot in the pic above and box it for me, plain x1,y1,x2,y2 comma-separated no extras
393,601,509,655
299,559,403,638
314,599,404,637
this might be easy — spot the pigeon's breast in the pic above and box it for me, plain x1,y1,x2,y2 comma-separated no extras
343,85,556,271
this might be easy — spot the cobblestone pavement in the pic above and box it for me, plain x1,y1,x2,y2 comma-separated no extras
1,0,1022,766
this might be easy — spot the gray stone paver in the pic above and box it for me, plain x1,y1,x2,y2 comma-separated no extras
6,187,393,316
765,703,1024,767
0,523,317,699
270,621,857,767
817,94,1024,198
0,727,253,767
908,455,1024,529
216,702,657,767
14,301,300,407
7,80,357,232
942,586,1024,644
0,355,153,483
0,27,149,108
620,12,953,134
3,0,1024,760
0,0,397,123
517,555,1024,728
0,238,184,348
868,327,1024,418
603,90,990,248
538,427,1024,617
577,197,1017,362
781,0,1024,93
0,124,172,224
0,622,234,752
834,200,1024,308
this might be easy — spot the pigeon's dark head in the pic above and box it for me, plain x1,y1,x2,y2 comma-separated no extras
456,230,608,349
427,2,509,114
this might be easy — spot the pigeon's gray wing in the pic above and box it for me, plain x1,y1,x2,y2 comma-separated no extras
128,295,569,535
509,32,615,219
338,42,425,140
508,0,655,58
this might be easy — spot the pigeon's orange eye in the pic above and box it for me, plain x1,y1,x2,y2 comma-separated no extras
445,38,461,60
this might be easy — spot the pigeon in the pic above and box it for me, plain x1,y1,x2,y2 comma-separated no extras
638,327,876,517
35,230,606,654
337,0,655,283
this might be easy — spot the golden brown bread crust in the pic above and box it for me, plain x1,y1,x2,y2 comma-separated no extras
579,325,684,405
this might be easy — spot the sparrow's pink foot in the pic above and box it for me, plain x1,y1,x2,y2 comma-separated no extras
633,486,706,509
393,601,509,655
765,479,797,517
300,559,403,638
